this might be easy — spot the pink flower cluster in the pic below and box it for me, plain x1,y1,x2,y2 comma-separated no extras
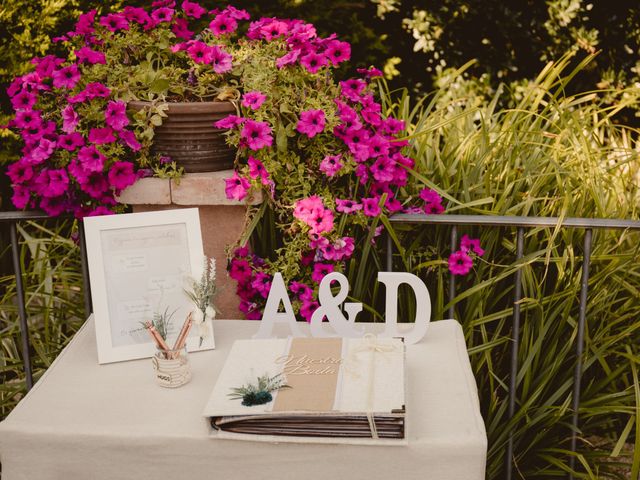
448,235,485,275
228,246,272,320
244,17,351,73
214,20,469,320
6,64,139,216
293,196,334,235
5,2,263,217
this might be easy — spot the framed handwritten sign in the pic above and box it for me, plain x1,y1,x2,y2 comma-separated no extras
84,208,213,364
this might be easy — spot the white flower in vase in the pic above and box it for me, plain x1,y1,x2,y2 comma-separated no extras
185,256,218,346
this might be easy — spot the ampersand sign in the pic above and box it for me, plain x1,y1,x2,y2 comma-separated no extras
310,272,364,338
256,271,431,344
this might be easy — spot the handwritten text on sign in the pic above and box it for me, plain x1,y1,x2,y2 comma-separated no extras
253,272,431,344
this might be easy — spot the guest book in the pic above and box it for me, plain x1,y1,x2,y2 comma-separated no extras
203,336,406,445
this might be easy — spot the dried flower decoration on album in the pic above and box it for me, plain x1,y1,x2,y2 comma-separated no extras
203,336,406,445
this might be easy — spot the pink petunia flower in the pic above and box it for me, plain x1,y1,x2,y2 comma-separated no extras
296,109,325,138
419,187,445,214
12,185,31,209
209,14,238,36
276,49,300,69
78,145,106,172
335,199,362,214
187,41,213,64
325,40,351,65
239,300,262,320
79,172,109,199
311,263,334,284
300,52,327,74
11,91,37,111
85,82,111,98
291,281,313,300
247,156,269,184
57,133,84,151
240,120,273,150
214,115,245,129
343,127,370,155
88,127,116,145
368,135,391,158
371,156,396,183
319,154,342,177
337,105,362,131
299,299,320,322
123,6,152,27
151,7,174,24
259,19,289,40
118,130,142,151
460,234,485,257
242,91,266,110
210,46,233,73
339,79,366,102
362,197,382,217
32,56,65,78
423,201,445,215
229,258,252,283
62,105,80,133
108,161,136,190
28,139,57,164
104,101,129,131
14,110,42,130
40,196,68,217
172,18,194,40
99,13,130,32
251,272,272,298
357,66,384,78
75,47,106,65
7,161,33,184
448,250,473,275
52,65,81,89
182,0,207,18
294,196,334,235
381,117,406,135
224,171,251,201
36,169,69,198
293,195,323,222
68,158,90,183
224,5,250,20
321,236,355,261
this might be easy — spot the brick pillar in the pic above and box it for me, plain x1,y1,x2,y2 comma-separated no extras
118,171,262,319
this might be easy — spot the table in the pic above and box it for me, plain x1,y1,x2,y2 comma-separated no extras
0,318,487,480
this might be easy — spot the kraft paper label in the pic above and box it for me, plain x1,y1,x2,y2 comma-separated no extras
272,337,343,412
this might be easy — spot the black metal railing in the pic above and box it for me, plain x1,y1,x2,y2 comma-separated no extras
387,213,640,480
4,210,640,478
0,210,92,391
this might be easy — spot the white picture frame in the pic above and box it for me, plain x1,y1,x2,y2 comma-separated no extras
84,208,215,364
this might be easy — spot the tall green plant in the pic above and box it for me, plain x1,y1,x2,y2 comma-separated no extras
0,220,85,418
373,55,640,478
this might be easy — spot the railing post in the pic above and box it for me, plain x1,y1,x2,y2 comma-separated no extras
506,227,525,480
568,228,592,478
9,222,33,390
78,222,93,317
385,230,393,272
448,225,457,319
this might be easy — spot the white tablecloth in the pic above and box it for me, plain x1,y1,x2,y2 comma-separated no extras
0,318,486,480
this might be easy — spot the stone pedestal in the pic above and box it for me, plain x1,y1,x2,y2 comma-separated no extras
118,171,261,319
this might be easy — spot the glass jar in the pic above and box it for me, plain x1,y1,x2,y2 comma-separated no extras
152,345,192,388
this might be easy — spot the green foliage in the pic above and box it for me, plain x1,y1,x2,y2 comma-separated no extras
228,372,290,406
377,55,640,478
0,220,85,419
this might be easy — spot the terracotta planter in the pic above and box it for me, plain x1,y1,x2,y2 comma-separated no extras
128,100,237,173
